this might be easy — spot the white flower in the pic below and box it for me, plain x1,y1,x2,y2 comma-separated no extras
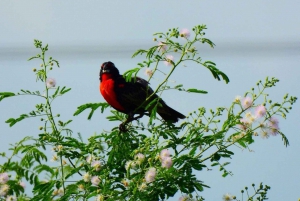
255,105,266,118
145,167,156,183
51,155,58,162
164,55,174,66
0,184,9,196
91,161,101,171
58,188,64,196
139,182,147,191
56,145,63,151
91,176,101,186
121,179,129,187
179,195,189,201
95,194,104,201
125,160,136,170
86,155,93,163
160,149,171,159
19,181,26,189
6,195,17,201
157,41,167,51
0,172,9,184
180,28,190,38
145,68,153,77
78,184,84,191
46,78,56,88
83,173,91,182
135,153,145,165
234,95,241,103
52,189,59,196
161,157,173,169
223,193,233,201
242,97,253,109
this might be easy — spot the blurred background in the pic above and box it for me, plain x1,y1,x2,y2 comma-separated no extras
0,1,299,200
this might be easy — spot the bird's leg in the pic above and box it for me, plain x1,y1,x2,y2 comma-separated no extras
132,113,144,121
119,112,134,132
143,112,150,117
119,112,144,132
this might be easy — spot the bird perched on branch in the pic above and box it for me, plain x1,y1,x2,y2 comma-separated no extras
99,61,185,131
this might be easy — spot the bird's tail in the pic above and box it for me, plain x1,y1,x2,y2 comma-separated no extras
157,104,185,123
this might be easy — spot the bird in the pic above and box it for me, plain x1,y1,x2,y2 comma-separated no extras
99,61,185,131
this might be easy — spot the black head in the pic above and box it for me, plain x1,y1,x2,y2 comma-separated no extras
99,61,120,81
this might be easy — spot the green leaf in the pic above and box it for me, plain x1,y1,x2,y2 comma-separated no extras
189,158,206,171
52,59,60,67
137,63,144,67
187,88,208,94
146,46,159,59
174,84,183,89
132,49,148,58
122,68,140,82
189,147,197,156
73,102,109,120
237,139,247,148
194,182,204,191
203,60,216,66
149,104,157,125
201,38,215,48
52,86,60,98
60,86,71,95
28,56,40,61
145,97,159,110
63,119,73,126
222,172,229,177
202,63,230,84
211,153,221,161
0,92,15,101
278,130,289,147
33,164,54,175
5,114,29,127
164,185,177,197
65,166,83,180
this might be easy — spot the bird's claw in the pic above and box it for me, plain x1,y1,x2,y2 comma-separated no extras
119,123,128,132
118,113,144,132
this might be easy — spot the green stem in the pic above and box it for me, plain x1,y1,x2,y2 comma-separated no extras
41,48,66,192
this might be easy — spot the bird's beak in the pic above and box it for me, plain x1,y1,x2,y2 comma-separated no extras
102,69,110,73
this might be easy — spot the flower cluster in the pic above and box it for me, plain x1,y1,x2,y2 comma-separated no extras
0,173,9,198
235,96,280,140
145,167,157,183
0,173,24,200
125,153,146,171
80,156,103,187
82,173,101,186
260,116,280,138
160,149,173,169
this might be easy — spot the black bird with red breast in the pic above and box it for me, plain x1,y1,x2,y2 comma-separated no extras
99,61,185,130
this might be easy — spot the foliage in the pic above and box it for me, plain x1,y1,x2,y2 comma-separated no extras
0,25,297,201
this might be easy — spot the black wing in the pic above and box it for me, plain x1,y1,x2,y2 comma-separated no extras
114,76,157,114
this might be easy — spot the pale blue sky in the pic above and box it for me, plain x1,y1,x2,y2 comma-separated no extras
0,1,300,200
